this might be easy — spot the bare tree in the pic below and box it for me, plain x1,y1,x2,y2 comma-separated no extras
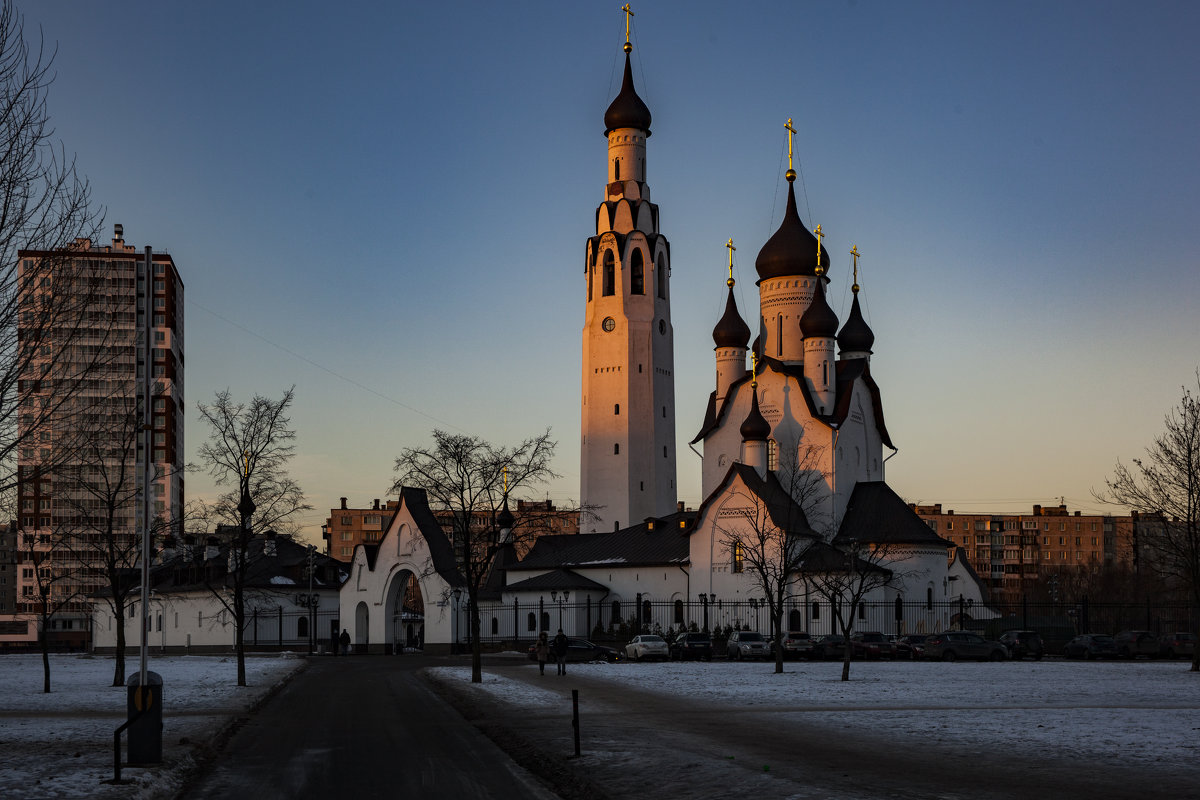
713,446,826,674
391,428,568,683
0,0,104,494
197,387,309,685
1097,373,1200,672
21,537,80,692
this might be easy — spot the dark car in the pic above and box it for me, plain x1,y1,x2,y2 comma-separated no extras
670,631,714,661
527,637,619,663
999,630,1045,661
1063,634,1118,660
770,631,815,660
813,634,847,660
1159,632,1197,659
897,634,928,660
923,631,1008,662
849,631,897,659
1114,630,1159,659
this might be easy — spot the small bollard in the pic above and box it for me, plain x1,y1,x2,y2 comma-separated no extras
572,689,580,757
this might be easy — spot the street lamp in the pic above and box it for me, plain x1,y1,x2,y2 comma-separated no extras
550,590,569,629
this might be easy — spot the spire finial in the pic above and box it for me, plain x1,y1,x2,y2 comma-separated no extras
814,224,825,276
850,245,860,292
750,350,759,389
621,4,634,53
726,238,736,287
784,118,797,182
502,465,508,494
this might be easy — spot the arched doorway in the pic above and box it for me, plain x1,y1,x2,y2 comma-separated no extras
385,569,424,653
355,602,369,652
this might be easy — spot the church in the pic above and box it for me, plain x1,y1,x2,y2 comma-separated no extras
341,22,985,652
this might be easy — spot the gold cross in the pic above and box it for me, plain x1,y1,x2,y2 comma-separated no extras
750,350,758,388
622,4,634,44
814,224,824,272
784,118,796,171
726,238,736,286
502,466,508,494
850,245,860,290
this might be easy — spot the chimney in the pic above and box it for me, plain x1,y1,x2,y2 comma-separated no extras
113,223,123,243
340,497,347,510
205,536,220,561
373,498,380,510
264,530,277,557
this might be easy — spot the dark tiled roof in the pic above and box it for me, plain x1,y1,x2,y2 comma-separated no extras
800,280,838,339
834,482,956,548
837,290,874,355
387,487,464,586
688,463,819,542
512,512,693,571
504,568,610,593
691,357,893,449
797,540,891,576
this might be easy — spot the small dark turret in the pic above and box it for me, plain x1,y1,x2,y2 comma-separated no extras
604,52,652,136
740,389,771,442
712,287,751,349
800,281,838,339
837,290,875,357
755,181,829,281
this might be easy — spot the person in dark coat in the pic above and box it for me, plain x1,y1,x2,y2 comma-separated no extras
339,628,351,656
552,629,569,675
535,631,550,675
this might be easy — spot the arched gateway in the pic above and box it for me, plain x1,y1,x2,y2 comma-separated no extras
339,487,463,654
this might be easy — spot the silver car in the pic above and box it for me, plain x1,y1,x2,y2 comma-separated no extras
624,634,670,661
727,630,770,660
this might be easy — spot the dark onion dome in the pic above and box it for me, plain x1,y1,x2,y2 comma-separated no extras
837,290,875,355
604,52,652,136
712,287,751,349
800,280,838,339
496,496,515,531
754,181,830,281
740,388,771,441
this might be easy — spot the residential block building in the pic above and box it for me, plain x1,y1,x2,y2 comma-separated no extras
15,225,184,642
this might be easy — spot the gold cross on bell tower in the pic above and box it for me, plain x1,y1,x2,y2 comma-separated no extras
784,118,797,182
726,238,736,287
850,245,861,292
814,224,825,275
750,350,758,389
621,4,634,52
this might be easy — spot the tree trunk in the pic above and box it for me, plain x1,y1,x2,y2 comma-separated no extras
112,597,126,687
235,591,246,686
470,595,483,683
40,611,51,693
773,610,784,674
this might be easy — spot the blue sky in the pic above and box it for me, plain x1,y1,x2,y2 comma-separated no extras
22,1,1200,541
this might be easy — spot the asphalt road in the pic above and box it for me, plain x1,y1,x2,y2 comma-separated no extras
179,655,558,800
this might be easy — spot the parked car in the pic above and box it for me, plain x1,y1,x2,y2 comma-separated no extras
527,638,620,663
849,631,897,659
1114,630,1159,659
999,630,1045,661
670,631,714,661
812,634,847,660
1063,634,1118,660
770,631,815,660
1158,632,1197,659
726,630,770,660
625,634,670,661
923,631,1008,662
897,634,928,660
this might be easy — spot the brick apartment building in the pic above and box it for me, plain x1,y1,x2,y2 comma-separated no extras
910,502,1137,600
14,226,184,643
323,497,579,562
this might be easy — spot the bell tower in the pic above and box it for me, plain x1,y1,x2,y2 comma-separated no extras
580,11,676,533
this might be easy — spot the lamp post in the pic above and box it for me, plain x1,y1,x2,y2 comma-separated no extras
699,593,709,633
305,544,316,655
551,590,569,630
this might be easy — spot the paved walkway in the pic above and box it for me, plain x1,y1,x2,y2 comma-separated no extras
180,655,558,800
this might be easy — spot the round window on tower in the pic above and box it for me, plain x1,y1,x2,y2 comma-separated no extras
658,319,666,335
602,317,616,332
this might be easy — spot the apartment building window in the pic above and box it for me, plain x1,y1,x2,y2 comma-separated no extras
1059,537,1065,546
1091,537,1097,546
1059,523,1065,531
1075,522,1081,531
1044,523,1050,531
154,297,165,308
341,516,351,525
154,314,164,326
1091,523,1097,531
1075,537,1081,546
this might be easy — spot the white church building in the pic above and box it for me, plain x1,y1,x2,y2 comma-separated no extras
343,27,986,651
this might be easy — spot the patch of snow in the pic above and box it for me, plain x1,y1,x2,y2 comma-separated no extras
268,575,296,585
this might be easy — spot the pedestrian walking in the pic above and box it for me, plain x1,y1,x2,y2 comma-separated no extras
339,628,351,656
535,631,550,675
552,629,569,675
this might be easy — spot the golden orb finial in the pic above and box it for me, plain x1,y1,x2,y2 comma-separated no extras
785,168,796,182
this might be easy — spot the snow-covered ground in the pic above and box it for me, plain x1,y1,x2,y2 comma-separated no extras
430,659,1200,774
0,653,305,799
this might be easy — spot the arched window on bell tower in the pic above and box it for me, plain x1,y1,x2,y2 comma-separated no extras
656,254,666,299
631,250,644,295
603,251,615,296
614,158,621,181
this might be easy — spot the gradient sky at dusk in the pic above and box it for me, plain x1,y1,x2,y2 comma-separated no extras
21,1,1200,543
